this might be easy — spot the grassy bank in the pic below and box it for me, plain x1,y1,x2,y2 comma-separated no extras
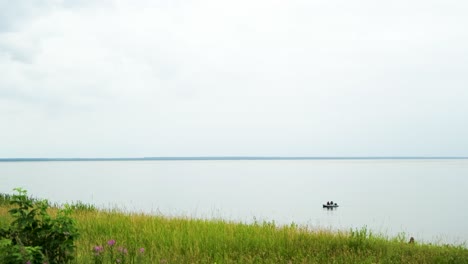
1,196,468,263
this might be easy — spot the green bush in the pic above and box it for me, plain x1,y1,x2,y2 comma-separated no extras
0,188,80,264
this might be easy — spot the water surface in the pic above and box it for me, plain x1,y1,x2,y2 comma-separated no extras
1,159,467,245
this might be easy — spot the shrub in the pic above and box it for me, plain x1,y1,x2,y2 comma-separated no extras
0,188,80,264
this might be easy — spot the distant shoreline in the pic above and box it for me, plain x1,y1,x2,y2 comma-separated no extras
1,157,468,162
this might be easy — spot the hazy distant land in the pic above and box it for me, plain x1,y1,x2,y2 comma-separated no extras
1,156,468,162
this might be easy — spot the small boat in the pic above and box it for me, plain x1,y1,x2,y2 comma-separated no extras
323,204,339,208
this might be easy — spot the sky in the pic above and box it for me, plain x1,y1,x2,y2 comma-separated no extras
1,0,468,158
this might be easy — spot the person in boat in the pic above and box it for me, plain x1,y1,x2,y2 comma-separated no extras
330,201,333,205
327,201,330,205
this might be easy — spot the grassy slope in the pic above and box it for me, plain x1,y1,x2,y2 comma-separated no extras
2,203,467,264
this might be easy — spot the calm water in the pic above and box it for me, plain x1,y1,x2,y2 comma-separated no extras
1,159,467,245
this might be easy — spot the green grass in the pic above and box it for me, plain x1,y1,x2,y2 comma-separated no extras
0,193,13,206
70,210,468,263
1,194,468,263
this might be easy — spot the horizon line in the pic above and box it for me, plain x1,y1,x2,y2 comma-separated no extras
1,156,468,162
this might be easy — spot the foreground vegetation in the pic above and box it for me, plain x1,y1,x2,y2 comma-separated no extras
1,191,468,263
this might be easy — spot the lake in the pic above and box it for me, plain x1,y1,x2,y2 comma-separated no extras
1,159,467,245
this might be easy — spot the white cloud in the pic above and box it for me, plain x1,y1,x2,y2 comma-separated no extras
1,0,468,157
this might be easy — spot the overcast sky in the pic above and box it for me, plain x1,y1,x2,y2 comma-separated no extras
1,0,467,158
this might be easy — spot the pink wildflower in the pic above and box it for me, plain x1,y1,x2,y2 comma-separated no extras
118,246,128,254
93,245,104,254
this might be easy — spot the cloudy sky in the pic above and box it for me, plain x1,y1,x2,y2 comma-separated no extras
1,0,467,158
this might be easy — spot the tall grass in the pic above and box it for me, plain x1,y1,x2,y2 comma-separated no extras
69,210,467,263
0,193,12,206
0,192,96,211
1,194,467,263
